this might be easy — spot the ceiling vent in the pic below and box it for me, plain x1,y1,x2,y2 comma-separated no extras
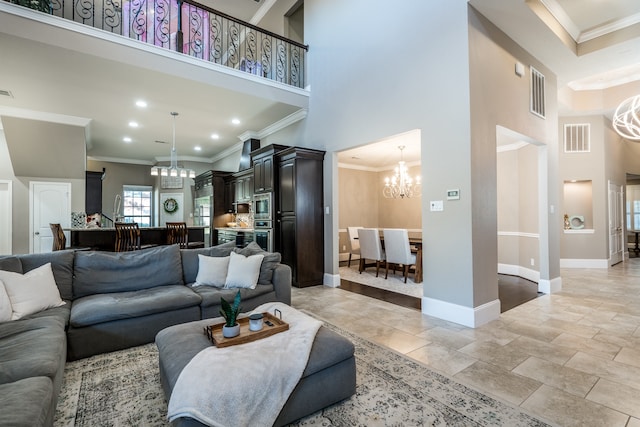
564,123,590,153
530,67,545,119
0,89,14,98
155,140,168,144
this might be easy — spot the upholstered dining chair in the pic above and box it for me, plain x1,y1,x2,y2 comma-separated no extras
383,228,417,283
346,226,362,267
166,222,205,249
357,228,385,277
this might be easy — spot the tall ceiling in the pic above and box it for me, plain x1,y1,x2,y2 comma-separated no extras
1,0,639,170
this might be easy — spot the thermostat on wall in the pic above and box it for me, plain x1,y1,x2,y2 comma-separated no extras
447,189,460,200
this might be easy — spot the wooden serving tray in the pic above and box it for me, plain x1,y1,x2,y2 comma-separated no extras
204,312,289,348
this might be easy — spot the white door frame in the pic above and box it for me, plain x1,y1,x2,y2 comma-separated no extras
608,181,624,265
29,181,72,253
0,180,12,255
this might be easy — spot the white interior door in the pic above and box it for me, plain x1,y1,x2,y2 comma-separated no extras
30,182,71,253
609,181,623,265
0,180,11,255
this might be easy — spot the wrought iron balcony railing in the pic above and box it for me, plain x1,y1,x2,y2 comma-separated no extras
5,0,308,88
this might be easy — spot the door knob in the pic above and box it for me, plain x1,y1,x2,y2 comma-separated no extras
35,231,40,235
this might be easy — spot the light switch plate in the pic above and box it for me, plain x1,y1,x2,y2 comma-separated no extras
430,200,444,211
447,189,460,200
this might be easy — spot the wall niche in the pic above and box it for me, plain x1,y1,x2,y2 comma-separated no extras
563,180,593,231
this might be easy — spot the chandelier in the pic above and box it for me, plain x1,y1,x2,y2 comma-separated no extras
613,95,640,141
150,112,196,179
383,145,421,199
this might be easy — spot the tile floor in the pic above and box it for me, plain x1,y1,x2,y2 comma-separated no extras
291,258,640,427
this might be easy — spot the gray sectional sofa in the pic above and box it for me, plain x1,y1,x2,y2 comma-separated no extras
0,241,291,427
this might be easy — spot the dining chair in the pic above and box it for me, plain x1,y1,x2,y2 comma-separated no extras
115,222,157,252
50,223,67,251
166,222,205,249
357,228,385,277
49,223,92,251
383,228,417,283
346,226,362,267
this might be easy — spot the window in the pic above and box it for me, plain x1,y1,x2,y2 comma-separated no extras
122,185,152,227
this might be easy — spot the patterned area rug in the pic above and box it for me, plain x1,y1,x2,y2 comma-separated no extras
339,264,423,298
54,321,550,427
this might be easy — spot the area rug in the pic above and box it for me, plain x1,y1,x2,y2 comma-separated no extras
339,264,423,298
54,322,550,427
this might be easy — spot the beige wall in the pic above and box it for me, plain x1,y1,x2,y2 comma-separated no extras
338,165,422,257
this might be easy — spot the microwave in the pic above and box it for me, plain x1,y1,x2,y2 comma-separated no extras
253,193,272,221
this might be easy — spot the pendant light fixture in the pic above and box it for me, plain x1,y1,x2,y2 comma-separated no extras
150,112,196,179
613,95,640,141
382,145,421,199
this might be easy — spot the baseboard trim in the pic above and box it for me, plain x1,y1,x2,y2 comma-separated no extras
323,273,341,288
538,276,562,293
560,259,608,268
497,263,540,283
421,297,500,328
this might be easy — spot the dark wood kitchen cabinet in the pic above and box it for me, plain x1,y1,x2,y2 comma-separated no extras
251,144,287,194
275,147,325,287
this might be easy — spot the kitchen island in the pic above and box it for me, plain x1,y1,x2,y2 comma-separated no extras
69,226,206,251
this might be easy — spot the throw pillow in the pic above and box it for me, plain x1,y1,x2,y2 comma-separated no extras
234,242,281,285
0,280,11,322
194,254,230,288
0,263,65,320
224,251,264,290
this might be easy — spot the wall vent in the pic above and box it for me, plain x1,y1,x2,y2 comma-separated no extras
564,123,590,153
530,67,545,119
0,89,13,98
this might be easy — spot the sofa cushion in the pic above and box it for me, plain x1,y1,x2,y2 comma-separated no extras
180,241,237,284
0,263,66,320
70,285,202,328
0,280,11,322
192,284,274,309
73,245,184,298
17,250,75,301
234,242,281,285
0,317,66,384
0,377,52,427
0,256,22,274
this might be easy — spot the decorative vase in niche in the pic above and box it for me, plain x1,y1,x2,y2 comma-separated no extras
222,324,240,338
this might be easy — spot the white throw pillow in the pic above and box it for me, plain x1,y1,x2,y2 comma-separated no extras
194,255,230,288
224,251,264,290
0,263,65,320
0,280,12,322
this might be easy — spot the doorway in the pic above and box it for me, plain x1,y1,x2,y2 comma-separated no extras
30,181,71,253
496,126,550,298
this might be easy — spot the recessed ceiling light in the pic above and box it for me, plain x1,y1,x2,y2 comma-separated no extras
211,133,220,140
194,146,202,151
129,121,139,128
231,118,240,125
135,100,147,108
123,137,132,143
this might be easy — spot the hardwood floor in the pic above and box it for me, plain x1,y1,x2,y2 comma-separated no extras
339,271,541,313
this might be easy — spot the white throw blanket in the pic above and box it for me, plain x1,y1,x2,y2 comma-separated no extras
167,302,322,427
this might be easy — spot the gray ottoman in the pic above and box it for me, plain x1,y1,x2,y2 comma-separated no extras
156,317,356,427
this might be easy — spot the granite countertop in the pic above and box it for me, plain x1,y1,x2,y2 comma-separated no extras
215,227,254,232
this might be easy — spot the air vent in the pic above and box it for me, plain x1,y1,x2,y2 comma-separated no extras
530,67,545,119
564,124,590,153
155,140,168,144
0,89,14,98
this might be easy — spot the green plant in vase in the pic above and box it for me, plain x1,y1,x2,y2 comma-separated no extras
220,290,242,338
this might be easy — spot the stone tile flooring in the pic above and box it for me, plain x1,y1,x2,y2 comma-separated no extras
291,259,640,427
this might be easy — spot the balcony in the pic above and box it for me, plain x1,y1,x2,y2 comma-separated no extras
4,0,307,89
